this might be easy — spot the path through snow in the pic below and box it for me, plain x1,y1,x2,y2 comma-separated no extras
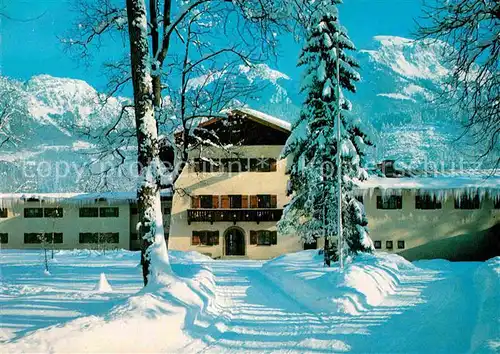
183,259,492,353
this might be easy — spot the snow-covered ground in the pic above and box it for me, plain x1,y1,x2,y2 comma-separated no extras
1,249,498,353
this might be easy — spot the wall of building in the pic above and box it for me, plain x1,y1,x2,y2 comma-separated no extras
0,200,130,250
168,145,304,258
364,190,500,261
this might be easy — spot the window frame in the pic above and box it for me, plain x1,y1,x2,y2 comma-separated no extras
397,240,405,249
44,207,63,218
249,158,276,172
191,230,219,246
376,196,402,210
229,195,242,209
0,233,8,243
24,233,43,244
99,207,119,218
374,240,382,249
415,195,442,210
386,240,394,249
24,208,43,218
199,195,213,209
79,207,99,218
250,230,277,246
454,195,480,210
79,232,99,243
257,195,272,209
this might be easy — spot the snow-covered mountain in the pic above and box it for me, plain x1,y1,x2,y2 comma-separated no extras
0,75,133,192
352,36,484,168
0,36,490,192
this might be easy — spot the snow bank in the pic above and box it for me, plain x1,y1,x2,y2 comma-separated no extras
262,250,415,315
2,251,216,353
470,257,500,353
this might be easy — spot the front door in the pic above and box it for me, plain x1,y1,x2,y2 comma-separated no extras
225,228,245,256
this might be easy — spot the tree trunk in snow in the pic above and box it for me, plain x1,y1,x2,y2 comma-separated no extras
126,0,171,287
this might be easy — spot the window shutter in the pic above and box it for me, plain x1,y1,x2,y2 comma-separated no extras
242,195,249,208
270,159,277,172
191,196,201,208
212,231,219,245
221,195,230,209
250,231,257,245
271,231,277,245
250,195,258,208
271,195,277,208
192,231,200,245
212,195,219,209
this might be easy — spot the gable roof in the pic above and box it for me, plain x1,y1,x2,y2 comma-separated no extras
230,108,291,133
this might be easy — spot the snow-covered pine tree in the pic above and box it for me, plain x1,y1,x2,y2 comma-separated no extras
278,0,374,266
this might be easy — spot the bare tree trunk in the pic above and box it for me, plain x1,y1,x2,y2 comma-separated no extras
126,0,171,287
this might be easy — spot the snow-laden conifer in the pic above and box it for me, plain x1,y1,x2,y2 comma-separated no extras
279,0,374,265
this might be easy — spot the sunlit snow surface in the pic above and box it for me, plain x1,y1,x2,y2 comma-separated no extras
1,249,498,353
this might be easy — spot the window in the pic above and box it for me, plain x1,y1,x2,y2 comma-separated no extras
24,233,60,244
79,232,119,243
44,208,63,218
377,196,402,210
221,158,248,173
194,158,219,173
24,233,43,244
257,195,272,208
229,195,242,209
386,240,393,249
191,195,218,209
398,240,405,249
100,207,119,217
495,199,500,209
130,206,138,215
454,195,480,209
79,207,99,217
374,240,382,249
191,231,219,246
250,230,278,246
200,195,213,209
101,232,119,243
79,232,99,243
24,208,43,218
0,208,7,218
0,233,8,243
415,195,442,210
250,158,277,172
44,232,63,243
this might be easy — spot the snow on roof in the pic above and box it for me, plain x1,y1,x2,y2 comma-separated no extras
0,190,173,208
232,107,291,132
358,172,500,199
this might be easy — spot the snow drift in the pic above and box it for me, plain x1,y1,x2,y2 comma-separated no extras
262,250,416,315
1,250,216,353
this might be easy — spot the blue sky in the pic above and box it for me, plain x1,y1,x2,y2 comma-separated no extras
1,0,423,92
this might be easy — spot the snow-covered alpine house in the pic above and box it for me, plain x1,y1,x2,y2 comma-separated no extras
0,109,499,261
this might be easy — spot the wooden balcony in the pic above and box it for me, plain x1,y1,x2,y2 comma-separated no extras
187,208,283,224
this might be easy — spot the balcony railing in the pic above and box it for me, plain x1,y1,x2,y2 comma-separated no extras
187,209,283,224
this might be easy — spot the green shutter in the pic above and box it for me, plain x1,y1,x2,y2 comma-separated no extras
250,231,257,245
271,231,277,245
